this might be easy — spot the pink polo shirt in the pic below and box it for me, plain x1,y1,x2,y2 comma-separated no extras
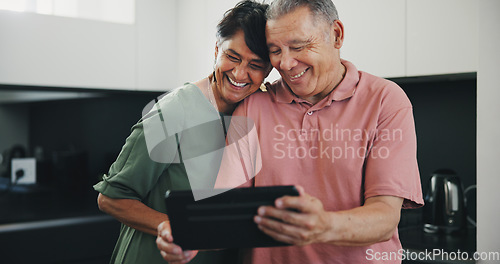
216,60,423,263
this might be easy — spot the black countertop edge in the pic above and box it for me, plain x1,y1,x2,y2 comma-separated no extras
0,83,166,96
0,214,115,233
387,72,476,85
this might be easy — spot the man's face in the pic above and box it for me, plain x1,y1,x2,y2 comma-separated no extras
266,6,343,103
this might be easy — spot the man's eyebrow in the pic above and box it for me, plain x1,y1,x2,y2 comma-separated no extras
289,39,312,46
226,49,265,64
267,39,312,48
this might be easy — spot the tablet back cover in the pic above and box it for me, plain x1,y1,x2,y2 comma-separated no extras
165,186,299,250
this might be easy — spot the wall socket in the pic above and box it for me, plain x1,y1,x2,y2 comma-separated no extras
11,158,36,184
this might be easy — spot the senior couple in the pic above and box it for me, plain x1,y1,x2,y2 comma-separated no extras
94,0,423,263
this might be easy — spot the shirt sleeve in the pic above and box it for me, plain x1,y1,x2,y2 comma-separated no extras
363,86,424,209
93,120,175,201
93,90,187,200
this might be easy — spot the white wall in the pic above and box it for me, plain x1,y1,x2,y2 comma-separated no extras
176,0,238,86
175,0,282,86
477,0,500,261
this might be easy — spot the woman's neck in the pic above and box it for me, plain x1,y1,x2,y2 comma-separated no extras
195,76,236,115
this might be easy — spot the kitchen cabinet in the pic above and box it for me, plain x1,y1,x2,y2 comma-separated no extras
0,10,136,90
0,0,479,90
0,215,120,264
335,0,478,78
136,0,177,91
406,0,478,76
477,0,500,256
335,0,406,78
0,0,177,91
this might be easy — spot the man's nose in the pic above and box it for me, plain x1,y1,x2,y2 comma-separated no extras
279,50,298,71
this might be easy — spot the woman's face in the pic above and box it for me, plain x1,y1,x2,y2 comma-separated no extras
214,30,271,105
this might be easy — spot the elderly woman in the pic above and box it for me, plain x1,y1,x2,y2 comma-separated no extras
93,1,271,263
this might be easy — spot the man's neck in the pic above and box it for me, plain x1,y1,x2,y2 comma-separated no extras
302,62,346,105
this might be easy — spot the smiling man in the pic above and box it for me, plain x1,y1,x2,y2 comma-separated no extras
214,0,424,263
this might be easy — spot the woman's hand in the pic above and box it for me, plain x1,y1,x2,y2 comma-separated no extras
156,221,198,264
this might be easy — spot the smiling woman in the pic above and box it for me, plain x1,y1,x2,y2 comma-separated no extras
93,1,271,264
213,30,271,110
0,0,135,24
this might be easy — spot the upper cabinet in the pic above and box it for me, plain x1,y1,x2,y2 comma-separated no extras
136,0,177,91
0,10,136,90
0,0,177,91
406,0,478,76
336,0,478,78
335,0,406,78
0,0,479,90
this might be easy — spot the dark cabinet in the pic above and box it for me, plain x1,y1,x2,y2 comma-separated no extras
0,215,120,264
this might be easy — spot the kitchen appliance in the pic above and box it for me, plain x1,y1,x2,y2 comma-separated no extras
423,169,467,234
0,145,26,180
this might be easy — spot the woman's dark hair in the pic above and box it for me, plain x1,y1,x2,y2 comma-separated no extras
216,0,269,62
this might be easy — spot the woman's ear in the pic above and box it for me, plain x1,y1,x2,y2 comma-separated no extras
265,64,273,76
214,42,219,61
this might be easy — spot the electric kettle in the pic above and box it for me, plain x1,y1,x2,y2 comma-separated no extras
423,169,467,234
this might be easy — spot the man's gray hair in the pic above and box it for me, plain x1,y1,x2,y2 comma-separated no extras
266,0,339,25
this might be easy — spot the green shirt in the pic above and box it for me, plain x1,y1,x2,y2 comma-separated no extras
94,83,237,264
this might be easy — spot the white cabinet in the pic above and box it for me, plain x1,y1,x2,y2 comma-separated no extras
406,0,478,76
0,0,178,91
0,10,135,90
136,0,177,91
335,0,406,78
335,0,478,78
0,0,479,90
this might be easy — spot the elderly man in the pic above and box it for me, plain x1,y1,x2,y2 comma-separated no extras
158,0,423,263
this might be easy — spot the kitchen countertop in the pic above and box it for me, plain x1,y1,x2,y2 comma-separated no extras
398,210,476,264
0,178,120,264
0,177,102,224
2,178,478,264
399,226,476,254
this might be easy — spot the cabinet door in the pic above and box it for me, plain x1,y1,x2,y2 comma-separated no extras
0,11,135,90
407,0,478,76
334,0,406,78
136,0,177,91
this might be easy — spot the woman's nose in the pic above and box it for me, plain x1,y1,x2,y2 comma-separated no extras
232,64,248,80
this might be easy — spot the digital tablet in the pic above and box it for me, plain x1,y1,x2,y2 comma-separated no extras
164,185,299,250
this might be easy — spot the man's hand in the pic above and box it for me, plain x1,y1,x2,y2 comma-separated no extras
253,185,403,247
253,185,332,245
156,221,198,264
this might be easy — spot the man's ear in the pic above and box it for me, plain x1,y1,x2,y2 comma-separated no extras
332,19,344,49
